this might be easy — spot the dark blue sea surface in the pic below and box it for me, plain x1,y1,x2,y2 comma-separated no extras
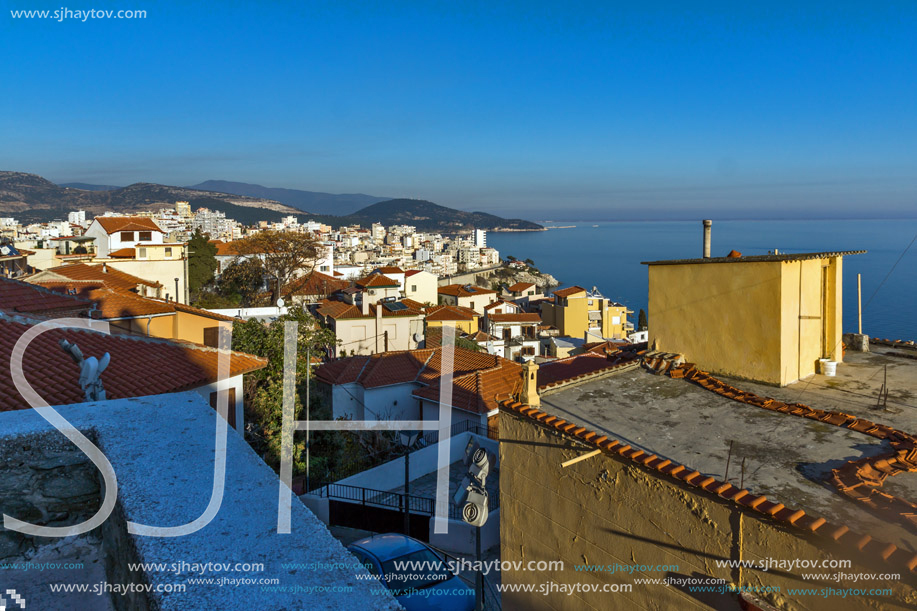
488,220,917,341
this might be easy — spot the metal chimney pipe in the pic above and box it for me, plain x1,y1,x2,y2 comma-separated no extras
702,220,712,258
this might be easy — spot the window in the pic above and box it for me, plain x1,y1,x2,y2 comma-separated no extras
522,346,536,356
612,316,621,325
411,285,417,292
209,388,237,429
203,326,220,347
503,328,512,340
138,231,152,241
120,231,134,241
469,301,475,310
164,247,172,257
138,248,147,258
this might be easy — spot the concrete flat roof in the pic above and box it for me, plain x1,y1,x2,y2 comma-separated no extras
0,392,400,610
537,349,917,550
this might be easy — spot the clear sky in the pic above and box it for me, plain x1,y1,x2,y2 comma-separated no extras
2,1,915,220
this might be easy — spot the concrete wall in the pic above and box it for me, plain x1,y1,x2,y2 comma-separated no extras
105,258,185,303
499,410,916,610
336,431,498,492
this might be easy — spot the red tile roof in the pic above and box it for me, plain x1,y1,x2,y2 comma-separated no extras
316,347,505,394
283,272,349,297
488,313,542,324
108,248,136,258
0,315,266,412
85,288,175,318
507,282,535,292
356,274,400,288
31,263,162,292
424,305,478,322
413,358,522,414
553,286,587,298
537,351,638,389
404,270,424,278
375,266,404,274
400,298,426,310
315,299,423,320
213,241,242,256
438,284,498,298
484,300,518,312
0,278,93,316
94,217,163,235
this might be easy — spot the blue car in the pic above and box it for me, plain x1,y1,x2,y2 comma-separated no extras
348,533,475,611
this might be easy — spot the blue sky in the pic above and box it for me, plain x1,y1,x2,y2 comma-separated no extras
2,1,915,219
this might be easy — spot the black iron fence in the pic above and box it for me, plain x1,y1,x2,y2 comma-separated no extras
310,481,499,521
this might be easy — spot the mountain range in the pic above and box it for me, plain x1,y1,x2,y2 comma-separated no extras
0,172,542,232
186,180,387,215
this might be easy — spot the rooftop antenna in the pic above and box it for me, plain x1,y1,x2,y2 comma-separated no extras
59,339,110,401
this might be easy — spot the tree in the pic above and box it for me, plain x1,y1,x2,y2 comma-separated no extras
524,258,535,266
232,230,323,303
217,258,266,306
638,308,648,331
187,229,218,295
231,305,340,476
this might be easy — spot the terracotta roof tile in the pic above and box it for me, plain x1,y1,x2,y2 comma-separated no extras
0,315,266,412
375,266,404,274
484,300,518,312
108,248,136,258
94,216,163,234
438,284,498,298
356,274,400,288
425,305,477,322
0,278,93,316
86,288,175,318
283,272,349,297
507,282,535,292
553,286,587,298
31,263,162,291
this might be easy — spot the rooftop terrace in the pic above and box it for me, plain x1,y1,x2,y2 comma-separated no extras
537,348,917,550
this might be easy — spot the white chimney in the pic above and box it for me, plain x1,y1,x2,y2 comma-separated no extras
702,220,712,259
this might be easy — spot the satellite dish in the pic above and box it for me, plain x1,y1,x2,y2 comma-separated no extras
413,332,423,343
276,298,285,308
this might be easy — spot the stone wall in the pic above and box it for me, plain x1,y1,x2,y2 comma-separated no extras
499,411,917,610
0,431,151,610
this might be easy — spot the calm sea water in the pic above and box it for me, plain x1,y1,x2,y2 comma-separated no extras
488,219,917,341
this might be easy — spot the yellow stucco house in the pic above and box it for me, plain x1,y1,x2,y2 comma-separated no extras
423,304,480,335
540,286,632,340
643,250,865,386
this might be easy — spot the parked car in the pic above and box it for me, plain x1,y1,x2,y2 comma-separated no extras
348,533,474,611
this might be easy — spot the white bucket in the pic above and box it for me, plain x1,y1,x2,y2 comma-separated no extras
818,358,829,374
823,361,837,376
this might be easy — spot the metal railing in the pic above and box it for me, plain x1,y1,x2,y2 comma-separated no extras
310,481,499,520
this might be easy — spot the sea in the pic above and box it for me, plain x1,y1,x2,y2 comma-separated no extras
488,219,917,341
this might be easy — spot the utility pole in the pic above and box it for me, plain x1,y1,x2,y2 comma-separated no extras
384,330,389,352
183,244,190,304
404,444,410,536
857,273,863,335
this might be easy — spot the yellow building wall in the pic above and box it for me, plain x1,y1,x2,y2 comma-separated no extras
648,261,784,385
779,258,843,385
649,258,844,386
425,318,478,335
104,259,186,303
172,310,222,345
